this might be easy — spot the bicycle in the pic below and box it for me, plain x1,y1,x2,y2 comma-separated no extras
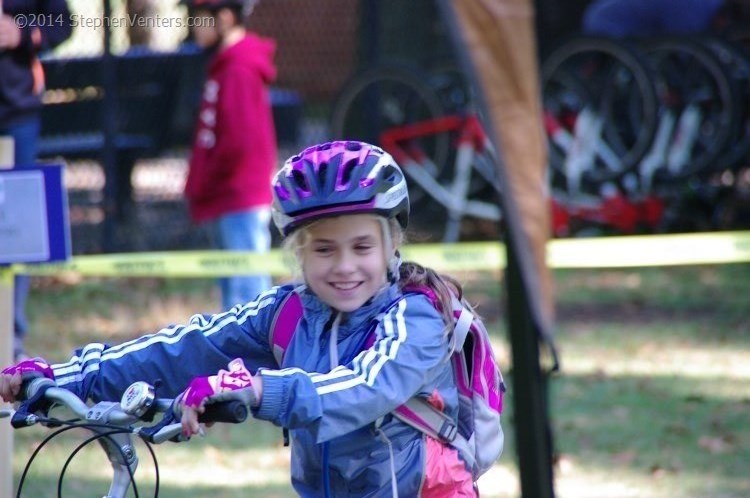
380,108,502,242
332,62,667,240
330,63,503,242
540,35,661,195
541,34,750,232
1,375,251,498
329,62,453,206
636,36,737,188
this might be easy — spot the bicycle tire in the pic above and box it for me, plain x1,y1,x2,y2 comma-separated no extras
541,35,660,187
693,34,750,173
329,63,450,204
640,36,738,180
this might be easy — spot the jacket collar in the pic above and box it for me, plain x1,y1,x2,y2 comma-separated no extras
298,283,401,338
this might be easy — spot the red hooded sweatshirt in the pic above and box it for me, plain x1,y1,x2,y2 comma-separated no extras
184,33,278,223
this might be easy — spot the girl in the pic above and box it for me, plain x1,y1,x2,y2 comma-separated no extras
2,141,484,497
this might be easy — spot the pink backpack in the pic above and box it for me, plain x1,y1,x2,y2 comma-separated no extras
269,286,506,479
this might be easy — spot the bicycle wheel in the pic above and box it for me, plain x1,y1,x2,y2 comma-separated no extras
693,35,750,173
640,36,738,180
329,63,450,204
541,36,660,189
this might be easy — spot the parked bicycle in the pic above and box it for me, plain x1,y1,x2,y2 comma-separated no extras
331,63,503,242
542,33,750,232
1,374,250,497
331,32,750,239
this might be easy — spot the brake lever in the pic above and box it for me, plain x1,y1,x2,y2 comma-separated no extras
137,401,184,444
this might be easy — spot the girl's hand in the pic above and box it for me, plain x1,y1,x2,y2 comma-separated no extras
1,358,55,403
180,401,205,437
0,372,23,403
177,358,261,436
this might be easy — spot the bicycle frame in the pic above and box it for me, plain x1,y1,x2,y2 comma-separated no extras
380,113,502,242
639,104,703,191
543,102,668,234
544,108,625,194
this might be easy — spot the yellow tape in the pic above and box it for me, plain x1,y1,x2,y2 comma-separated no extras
14,251,290,278
401,242,506,272
9,231,750,277
548,230,750,268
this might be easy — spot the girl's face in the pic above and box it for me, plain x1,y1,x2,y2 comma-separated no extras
300,215,390,312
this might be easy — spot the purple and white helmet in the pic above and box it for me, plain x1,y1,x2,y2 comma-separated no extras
271,141,410,236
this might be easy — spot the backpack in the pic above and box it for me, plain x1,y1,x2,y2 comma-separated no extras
268,286,506,479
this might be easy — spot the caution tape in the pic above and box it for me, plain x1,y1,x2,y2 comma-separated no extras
548,230,750,268
9,231,750,278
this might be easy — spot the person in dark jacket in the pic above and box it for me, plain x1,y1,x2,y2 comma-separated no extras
183,0,278,312
0,0,72,361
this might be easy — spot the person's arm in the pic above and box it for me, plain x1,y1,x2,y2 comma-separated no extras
212,65,270,175
253,293,451,442
185,66,268,206
50,286,285,403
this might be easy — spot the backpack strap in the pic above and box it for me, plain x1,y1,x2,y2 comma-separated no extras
450,294,474,355
269,287,304,367
393,399,458,442
391,293,476,447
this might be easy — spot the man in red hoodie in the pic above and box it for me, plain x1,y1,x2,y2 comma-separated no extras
183,0,277,311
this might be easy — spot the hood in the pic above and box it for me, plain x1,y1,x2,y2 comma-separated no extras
210,32,277,83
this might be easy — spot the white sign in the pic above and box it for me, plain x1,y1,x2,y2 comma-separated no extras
0,170,50,262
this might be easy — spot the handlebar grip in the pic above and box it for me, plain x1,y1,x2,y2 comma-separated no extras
198,400,248,424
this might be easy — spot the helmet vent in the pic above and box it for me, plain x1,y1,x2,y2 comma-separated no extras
341,159,357,187
291,169,310,193
317,162,329,189
384,165,399,182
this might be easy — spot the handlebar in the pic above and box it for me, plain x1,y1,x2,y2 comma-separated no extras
3,376,252,498
200,399,250,424
9,376,250,440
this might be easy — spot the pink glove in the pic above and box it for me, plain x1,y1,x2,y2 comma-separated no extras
181,358,258,409
1,357,54,403
1,357,54,379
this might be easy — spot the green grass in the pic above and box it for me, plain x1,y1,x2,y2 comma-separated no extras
8,264,750,497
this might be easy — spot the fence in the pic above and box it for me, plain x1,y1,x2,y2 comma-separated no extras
36,0,463,255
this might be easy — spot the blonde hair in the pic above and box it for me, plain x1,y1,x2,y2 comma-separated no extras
282,215,464,326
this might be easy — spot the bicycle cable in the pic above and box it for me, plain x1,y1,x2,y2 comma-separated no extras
58,428,141,498
18,421,91,497
16,416,161,498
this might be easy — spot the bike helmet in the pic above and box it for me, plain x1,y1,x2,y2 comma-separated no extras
272,141,410,236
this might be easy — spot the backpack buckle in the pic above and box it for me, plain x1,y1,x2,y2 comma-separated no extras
438,420,458,442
